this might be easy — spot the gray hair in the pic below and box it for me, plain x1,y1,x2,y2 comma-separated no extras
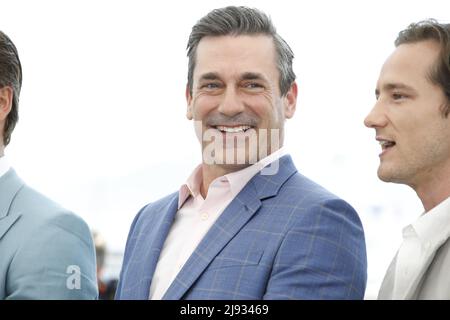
186,6,295,97
0,30,22,146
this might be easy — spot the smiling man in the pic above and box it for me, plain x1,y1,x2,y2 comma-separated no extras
364,20,450,299
116,6,367,300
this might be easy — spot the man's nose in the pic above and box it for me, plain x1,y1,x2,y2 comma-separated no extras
217,87,245,117
364,100,388,129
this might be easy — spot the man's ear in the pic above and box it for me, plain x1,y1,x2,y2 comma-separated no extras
0,86,13,121
283,82,297,119
186,84,193,120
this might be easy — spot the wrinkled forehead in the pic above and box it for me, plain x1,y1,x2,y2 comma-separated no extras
193,35,279,79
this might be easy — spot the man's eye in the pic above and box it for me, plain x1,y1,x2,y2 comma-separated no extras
202,83,220,89
244,82,263,89
392,93,407,100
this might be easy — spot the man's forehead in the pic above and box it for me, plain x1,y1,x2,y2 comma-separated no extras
194,35,278,76
383,41,440,74
195,34,276,59
197,33,274,45
378,41,440,87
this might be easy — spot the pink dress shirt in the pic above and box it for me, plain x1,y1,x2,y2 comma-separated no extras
149,147,287,299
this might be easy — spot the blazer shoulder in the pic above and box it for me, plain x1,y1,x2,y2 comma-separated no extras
3,187,97,299
280,171,364,239
265,172,367,299
12,184,69,217
283,171,350,203
135,191,178,220
124,191,178,241
8,184,93,248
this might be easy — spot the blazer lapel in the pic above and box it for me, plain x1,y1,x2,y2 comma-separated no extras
0,169,24,218
0,214,22,241
0,169,24,240
162,182,261,300
163,155,297,299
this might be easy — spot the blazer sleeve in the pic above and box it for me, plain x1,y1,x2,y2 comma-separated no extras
263,198,367,300
6,212,98,300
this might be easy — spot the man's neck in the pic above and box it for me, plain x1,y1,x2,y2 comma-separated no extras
200,163,250,198
414,169,450,212
199,147,286,198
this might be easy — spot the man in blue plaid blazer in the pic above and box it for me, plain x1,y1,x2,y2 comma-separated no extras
116,6,367,300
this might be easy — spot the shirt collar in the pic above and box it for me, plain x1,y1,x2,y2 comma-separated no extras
409,196,450,249
177,147,287,209
178,164,203,209
224,146,287,197
0,155,10,179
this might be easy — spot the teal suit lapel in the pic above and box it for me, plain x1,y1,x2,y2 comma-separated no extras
0,214,21,241
0,169,24,239
162,155,297,299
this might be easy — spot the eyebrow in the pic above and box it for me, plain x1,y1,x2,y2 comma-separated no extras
375,82,417,95
197,72,269,82
240,72,268,82
198,72,221,81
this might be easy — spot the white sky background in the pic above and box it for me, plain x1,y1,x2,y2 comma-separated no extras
2,0,448,298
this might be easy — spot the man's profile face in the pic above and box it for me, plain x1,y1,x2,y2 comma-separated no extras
186,35,296,168
364,40,450,189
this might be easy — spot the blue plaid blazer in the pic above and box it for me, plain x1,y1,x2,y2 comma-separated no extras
116,155,367,299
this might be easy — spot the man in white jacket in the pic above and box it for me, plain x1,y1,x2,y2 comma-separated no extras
364,19,450,299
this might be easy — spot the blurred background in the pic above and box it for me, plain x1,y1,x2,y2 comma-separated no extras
2,0,448,299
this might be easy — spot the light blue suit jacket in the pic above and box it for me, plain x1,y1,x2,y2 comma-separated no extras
0,169,98,299
116,155,367,299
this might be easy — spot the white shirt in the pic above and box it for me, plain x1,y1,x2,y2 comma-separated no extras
0,155,11,179
392,196,450,299
149,147,287,300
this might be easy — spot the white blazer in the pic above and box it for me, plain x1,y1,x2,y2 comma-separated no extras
379,236,450,299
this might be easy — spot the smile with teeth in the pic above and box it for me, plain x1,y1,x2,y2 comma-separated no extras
379,140,396,150
214,125,252,133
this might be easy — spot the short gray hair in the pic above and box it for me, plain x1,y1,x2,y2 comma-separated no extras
186,6,295,97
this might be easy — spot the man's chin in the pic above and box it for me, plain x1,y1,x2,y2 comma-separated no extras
378,174,392,183
377,166,405,184
203,147,260,167
377,166,391,182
